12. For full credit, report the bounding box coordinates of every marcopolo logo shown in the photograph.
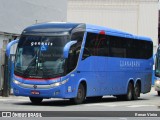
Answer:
[31,42,53,46]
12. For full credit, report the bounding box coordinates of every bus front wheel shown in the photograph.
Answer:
[29,97,43,104]
[158,91,160,96]
[70,84,85,104]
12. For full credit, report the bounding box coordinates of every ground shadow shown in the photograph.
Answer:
[13,96,149,107]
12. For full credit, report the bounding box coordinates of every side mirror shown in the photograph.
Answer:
[63,41,77,58]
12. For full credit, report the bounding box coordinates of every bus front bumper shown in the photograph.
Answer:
[12,83,67,98]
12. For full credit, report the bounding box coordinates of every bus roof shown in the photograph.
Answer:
[22,22,82,34]
[22,22,152,41]
[86,24,152,41]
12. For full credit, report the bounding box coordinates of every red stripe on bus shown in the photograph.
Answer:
[15,75,60,81]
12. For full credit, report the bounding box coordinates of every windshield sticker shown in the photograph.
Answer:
[41,45,48,51]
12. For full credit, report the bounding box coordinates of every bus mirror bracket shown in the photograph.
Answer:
[63,41,77,58]
[6,39,19,57]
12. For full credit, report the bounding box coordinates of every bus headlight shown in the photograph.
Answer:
[61,79,69,85]
[50,82,61,87]
[13,79,22,85]
[50,79,68,87]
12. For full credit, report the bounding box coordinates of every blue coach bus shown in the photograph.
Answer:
[7,22,153,104]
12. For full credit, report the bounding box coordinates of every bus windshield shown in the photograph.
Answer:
[14,35,70,78]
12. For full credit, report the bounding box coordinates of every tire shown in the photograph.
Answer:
[29,97,43,104]
[158,91,160,96]
[133,82,141,100]
[70,84,86,104]
[124,82,134,101]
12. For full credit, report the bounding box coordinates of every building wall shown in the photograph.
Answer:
[67,0,159,53]
[0,34,8,90]
[0,35,4,90]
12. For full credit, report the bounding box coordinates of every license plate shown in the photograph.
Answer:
[31,91,40,95]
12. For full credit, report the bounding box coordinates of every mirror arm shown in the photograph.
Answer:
[63,41,77,58]
[6,39,19,57]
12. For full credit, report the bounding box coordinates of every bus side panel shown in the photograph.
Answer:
[77,56,103,97]
[78,57,153,97]
[107,58,153,95]
[78,57,128,96]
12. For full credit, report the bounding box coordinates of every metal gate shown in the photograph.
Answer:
[2,53,15,96]
[9,54,15,94]
[2,39,18,96]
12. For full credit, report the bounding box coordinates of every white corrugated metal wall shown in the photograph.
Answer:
[67,0,158,53]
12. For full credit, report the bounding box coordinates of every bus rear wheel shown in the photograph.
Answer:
[158,91,160,96]
[133,82,141,100]
[125,82,134,101]
[70,84,85,104]
[29,97,43,104]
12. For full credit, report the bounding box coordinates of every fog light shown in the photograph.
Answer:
[14,88,19,93]
[53,90,60,96]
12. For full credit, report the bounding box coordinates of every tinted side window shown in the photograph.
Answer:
[82,32,153,59]
[125,39,153,59]
[110,36,153,59]
[109,36,126,58]
[82,32,109,59]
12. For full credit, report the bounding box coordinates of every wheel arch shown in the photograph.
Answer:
[76,78,87,97]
